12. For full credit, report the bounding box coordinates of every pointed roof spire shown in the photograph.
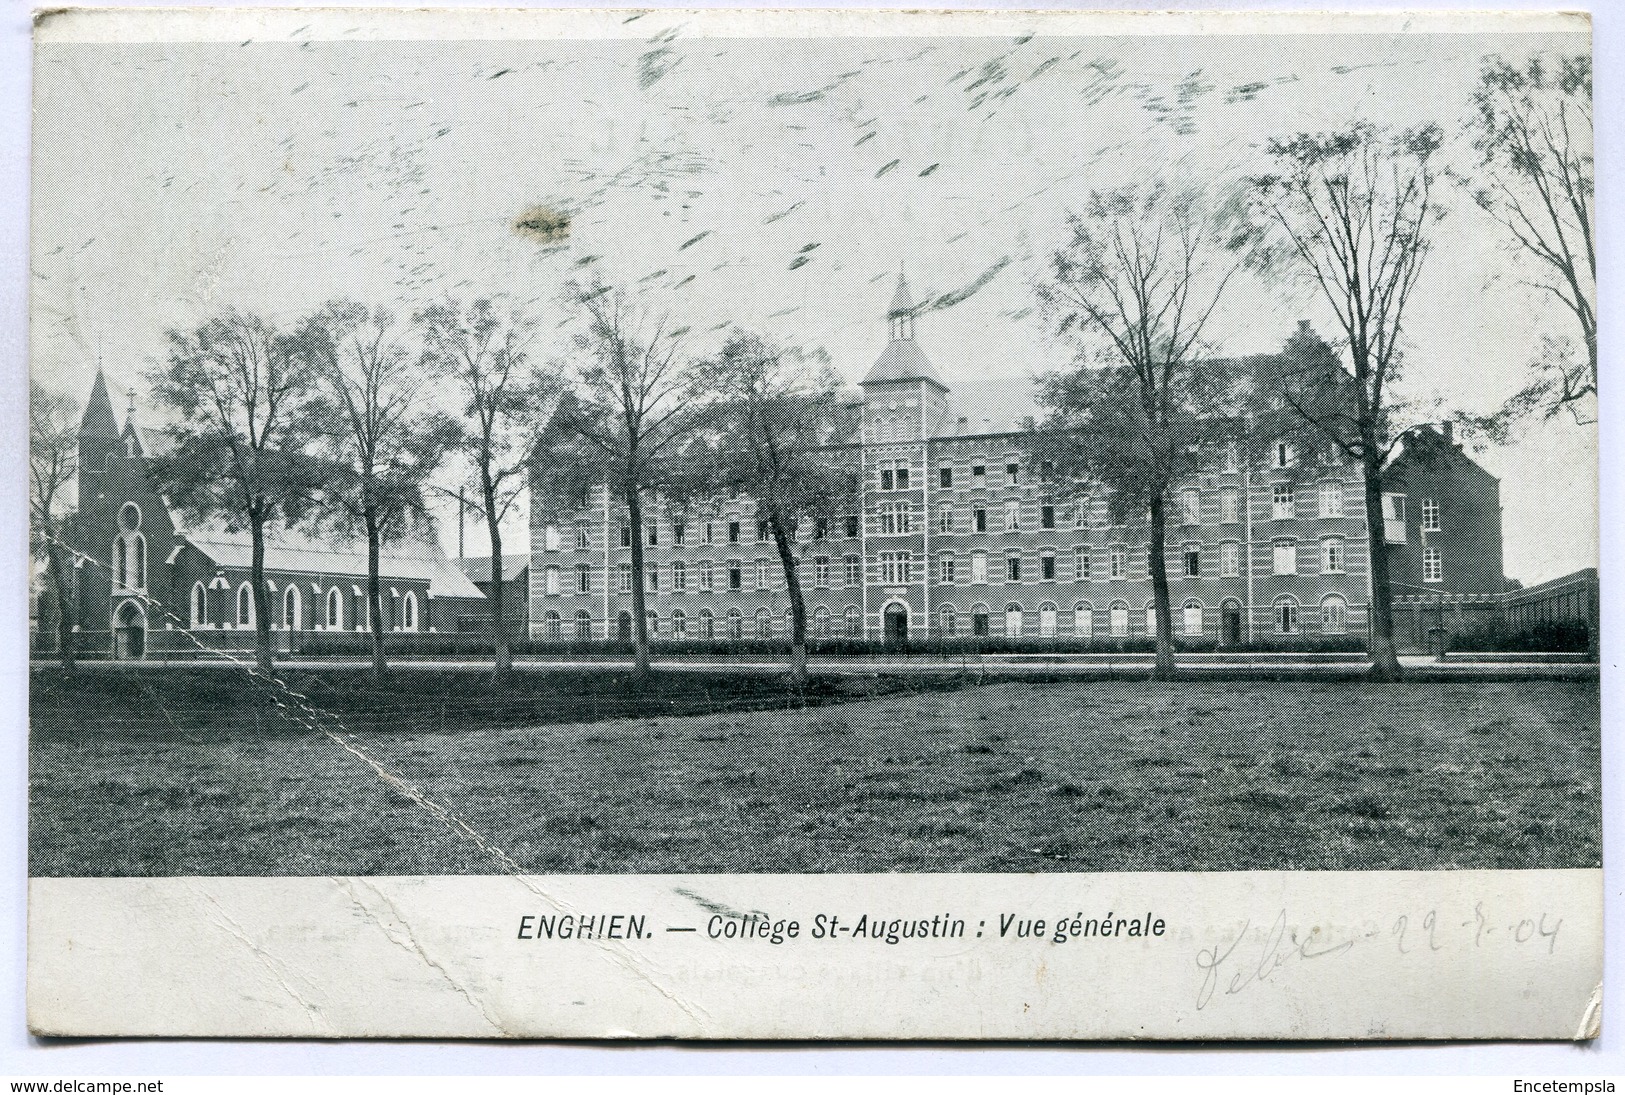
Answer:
[888,271,915,319]
[79,367,120,439]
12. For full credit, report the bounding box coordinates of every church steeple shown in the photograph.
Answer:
[887,273,916,342]
[78,367,122,473]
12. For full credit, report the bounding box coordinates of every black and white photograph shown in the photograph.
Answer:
[22,6,1602,1042]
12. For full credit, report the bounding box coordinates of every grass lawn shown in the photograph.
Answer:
[29,675,1599,875]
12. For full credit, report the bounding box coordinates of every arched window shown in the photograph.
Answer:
[544,610,562,640]
[754,607,772,639]
[647,609,659,637]
[1182,599,1204,637]
[113,538,128,588]
[237,582,254,627]
[1073,601,1094,639]
[813,605,830,637]
[727,608,744,640]
[699,608,715,640]
[574,610,592,641]
[939,604,957,637]
[1320,594,1348,635]
[971,603,990,637]
[544,565,560,595]
[402,591,417,632]
[1038,602,1058,637]
[844,605,862,638]
[132,535,146,590]
[1004,602,1024,638]
[1144,601,1158,636]
[671,560,686,592]
[1109,601,1130,637]
[284,584,301,631]
[671,609,687,637]
[327,587,342,630]
[191,582,207,628]
[1274,595,1300,635]
[117,502,142,533]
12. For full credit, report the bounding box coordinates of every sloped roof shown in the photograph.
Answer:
[861,338,948,389]
[888,275,915,317]
[456,553,531,583]
[180,522,486,600]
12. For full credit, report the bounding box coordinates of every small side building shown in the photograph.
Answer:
[454,553,531,635]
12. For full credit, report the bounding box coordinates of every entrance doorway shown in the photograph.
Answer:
[1221,600,1242,645]
[114,600,146,659]
[616,611,632,642]
[883,603,908,646]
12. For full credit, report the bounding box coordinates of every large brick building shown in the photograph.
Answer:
[528,278,1509,647]
[62,370,486,659]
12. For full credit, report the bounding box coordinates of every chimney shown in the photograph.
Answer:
[1442,420,1454,447]
[981,416,991,433]
[1297,319,1311,334]
[957,415,968,434]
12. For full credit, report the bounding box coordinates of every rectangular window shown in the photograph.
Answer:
[1322,538,1345,573]
[896,466,909,490]
[938,505,954,534]
[1424,547,1442,583]
[971,462,986,485]
[728,520,741,544]
[813,516,827,540]
[971,551,988,583]
[845,555,861,586]
[815,556,830,588]
[576,523,590,550]
[1318,480,1344,519]
[939,553,955,584]
[577,564,591,594]
[880,468,894,492]
[1273,539,1297,575]
[879,552,897,583]
[644,523,657,547]
[754,559,769,589]
[645,567,658,593]
[1005,461,1020,485]
[897,552,912,582]
[1181,488,1201,525]
[1006,553,1022,582]
[1003,499,1020,532]
[672,562,686,592]
[1275,440,1293,468]
[1220,541,1240,578]
[1272,483,1294,520]
[703,522,715,545]
[1220,487,1239,524]
[544,567,560,595]
[1109,547,1126,579]
[1276,602,1299,634]
[728,562,742,590]
[699,561,714,592]
[1183,544,1201,578]
[619,524,632,548]
[1074,499,1090,529]
[1040,500,1055,529]
[972,504,987,533]
[1074,546,1091,581]
[845,515,860,539]
[757,519,770,542]
[618,563,632,594]
[672,522,685,546]
[897,505,913,533]
[1040,552,1055,581]
[939,465,953,489]
[1422,498,1440,531]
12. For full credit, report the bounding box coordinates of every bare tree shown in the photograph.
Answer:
[417,298,555,681]
[1035,183,1241,679]
[146,311,323,676]
[1465,53,1595,424]
[301,301,458,681]
[556,281,711,679]
[693,331,853,684]
[1242,121,1444,681]
[30,380,80,670]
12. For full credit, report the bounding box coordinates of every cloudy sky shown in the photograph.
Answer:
[30,9,1594,583]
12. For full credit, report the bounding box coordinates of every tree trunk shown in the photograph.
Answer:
[249,511,274,677]
[769,511,808,687]
[1147,492,1177,680]
[626,484,651,679]
[366,511,386,683]
[1361,447,1403,681]
[45,530,76,672]
[483,476,511,682]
